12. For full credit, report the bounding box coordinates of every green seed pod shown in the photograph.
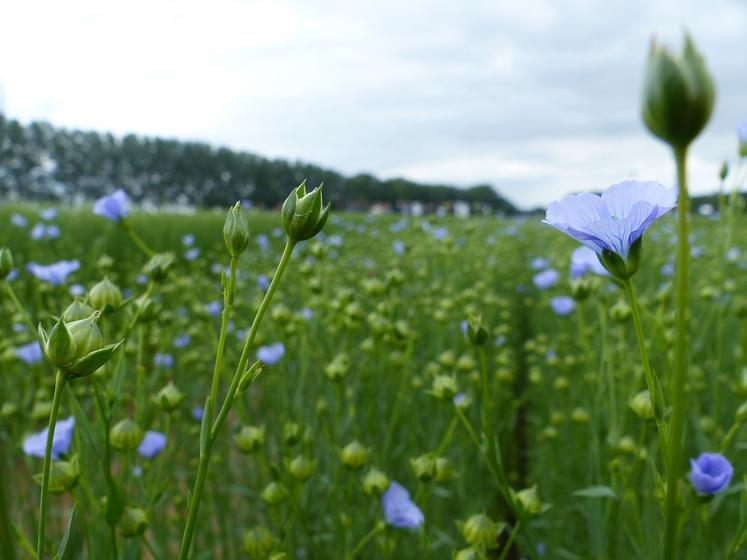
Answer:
[410,453,436,482]
[429,375,458,401]
[281,180,330,243]
[466,314,488,346]
[571,407,590,423]
[31,401,53,421]
[66,313,105,358]
[454,548,478,560]
[324,353,351,383]
[235,425,265,454]
[340,441,369,470]
[120,507,149,538]
[617,436,637,455]
[642,33,715,150]
[34,457,79,494]
[0,248,13,280]
[261,481,288,506]
[281,421,301,446]
[434,457,456,483]
[629,390,654,420]
[223,202,250,257]
[89,277,123,311]
[62,299,95,322]
[362,468,389,496]
[610,300,632,323]
[459,512,501,548]
[155,381,185,412]
[513,484,542,515]
[110,419,144,452]
[242,527,275,558]
[143,253,174,282]
[287,455,316,481]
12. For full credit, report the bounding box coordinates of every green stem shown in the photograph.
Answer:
[497,519,522,560]
[36,370,66,560]
[346,523,386,560]
[663,145,690,560]
[120,220,155,257]
[2,280,36,335]
[178,240,295,560]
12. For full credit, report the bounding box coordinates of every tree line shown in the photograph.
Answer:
[0,114,517,214]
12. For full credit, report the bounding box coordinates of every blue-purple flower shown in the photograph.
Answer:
[531,257,550,271]
[689,452,733,494]
[550,296,575,316]
[11,213,27,227]
[570,247,609,279]
[173,335,191,349]
[93,189,128,221]
[207,301,222,317]
[27,260,80,285]
[184,248,200,261]
[392,240,405,256]
[23,416,75,460]
[30,223,59,240]
[533,269,559,291]
[544,181,676,276]
[137,431,167,460]
[191,406,204,422]
[154,353,174,369]
[182,233,195,247]
[257,274,269,292]
[382,481,424,529]
[15,342,42,364]
[40,208,57,221]
[256,342,285,365]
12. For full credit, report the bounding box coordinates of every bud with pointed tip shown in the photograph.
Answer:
[143,253,174,282]
[410,453,437,482]
[110,419,144,452]
[466,314,488,346]
[89,277,123,311]
[62,299,95,322]
[120,507,149,537]
[34,457,79,494]
[224,202,250,256]
[235,425,265,453]
[362,468,389,496]
[281,181,330,243]
[287,455,316,481]
[458,512,502,548]
[0,248,13,280]
[155,381,185,412]
[340,441,369,470]
[513,484,543,515]
[642,33,715,150]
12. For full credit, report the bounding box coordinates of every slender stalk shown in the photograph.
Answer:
[178,240,295,560]
[663,146,690,560]
[2,281,36,335]
[36,370,66,560]
[120,220,155,257]
[346,523,385,560]
[497,519,522,560]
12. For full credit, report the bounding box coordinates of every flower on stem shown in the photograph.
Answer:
[137,431,167,460]
[689,452,733,494]
[256,342,285,365]
[382,481,424,530]
[27,260,80,285]
[533,269,559,290]
[544,181,676,279]
[93,189,128,221]
[550,296,575,316]
[15,341,42,364]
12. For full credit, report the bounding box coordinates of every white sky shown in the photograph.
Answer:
[2,0,745,209]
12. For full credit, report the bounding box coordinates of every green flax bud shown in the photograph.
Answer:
[0,248,13,280]
[281,180,330,243]
[223,202,250,256]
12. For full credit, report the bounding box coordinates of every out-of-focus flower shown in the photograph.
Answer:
[550,296,575,316]
[531,257,550,270]
[40,208,57,220]
[182,233,195,247]
[382,481,424,530]
[689,452,733,494]
[27,260,80,285]
[154,353,174,368]
[570,247,609,279]
[137,431,167,460]
[173,335,191,349]
[191,406,204,421]
[392,240,405,256]
[11,213,27,227]
[23,416,75,460]
[15,342,42,364]
[257,274,269,292]
[30,223,60,240]
[207,301,221,317]
[93,189,128,221]
[184,248,200,261]
[69,284,85,297]
[533,269,559,290]
[256,342,285,364]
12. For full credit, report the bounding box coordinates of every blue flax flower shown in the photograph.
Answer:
[544,181,676,277]
[570,247,609,279]
[256,342,285,365]
[533,269,559,290]
[689,452,733,494]
[93,189,128,221]
[27,260,80,285]
[550,296,575,316]
[137,431,167,460]
[382,481,424,529]
[23,416,75,460]
[15,342,42,364]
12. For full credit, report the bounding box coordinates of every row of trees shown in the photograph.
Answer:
[0,114,517,214]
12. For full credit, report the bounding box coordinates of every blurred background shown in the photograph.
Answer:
[1,0,745,212]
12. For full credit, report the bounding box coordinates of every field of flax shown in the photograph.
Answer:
[1,33,747,560]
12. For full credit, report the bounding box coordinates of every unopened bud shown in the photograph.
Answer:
[223,202,250,256]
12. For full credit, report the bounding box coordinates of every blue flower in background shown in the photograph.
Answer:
[550,296,575,316]
[27,260,80,285]
[11,213,27,227]
[173,335,191,349]
[544,180,676,260]
[184,248,200,261]
[392,240,405,256]
[689,452,733,494]
[182,233,195,246]
[381,481,424,529]
[207,301,222,317]
[30,223,59,240]
[40,208,57,221]
[154,353,174,368]
[301,308,313,321]
[46,225,60,239]
[257,274,269,292]
[191,406,204,422]
[15,342,42,364]
[533,269,559,290]
[69,283,85,297]
[93,189,128,221]
[531,257,550,270]
[256,342,285,365]
[23,416,75,460]
[661,262,674,277]
[570,246,609,279]
[737,122,747,145]
[137,431,167,460]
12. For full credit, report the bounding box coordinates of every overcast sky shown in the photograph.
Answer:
[2,0,745,209]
